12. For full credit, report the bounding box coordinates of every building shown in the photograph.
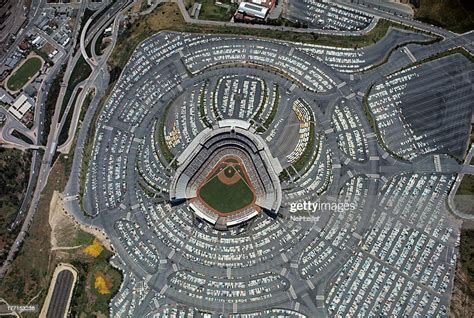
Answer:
[9,93,34,120]
[0,88,14,104]
[234,2,269,22]
[250,0,275,10]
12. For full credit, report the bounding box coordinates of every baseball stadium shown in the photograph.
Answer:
[170,119,282,229]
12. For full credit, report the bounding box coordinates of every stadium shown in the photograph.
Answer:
[170,119,282,229]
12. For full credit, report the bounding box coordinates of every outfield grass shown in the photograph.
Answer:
[199,170,254,213]
[6,57,42,92]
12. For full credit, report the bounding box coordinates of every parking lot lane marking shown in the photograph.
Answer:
[404,47,417,63]
[366,173,380,179]
[345,92,356,99]
[434,155,442,172]
[365,132,376,138]
[159,284,168,295]
[352,232,363,240]
[337,81,346,89]
[289,286,297,299]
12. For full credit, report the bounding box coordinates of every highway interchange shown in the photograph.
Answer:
[0,0,473,316]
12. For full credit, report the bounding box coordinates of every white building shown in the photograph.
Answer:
[9,93,34,120]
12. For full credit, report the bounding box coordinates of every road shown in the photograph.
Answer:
[0,0,89,279]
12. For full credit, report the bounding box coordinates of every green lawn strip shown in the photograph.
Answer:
[257,84,279,133]
[156,102,176,165]
[109,3,431,70]
[362,84,407,162]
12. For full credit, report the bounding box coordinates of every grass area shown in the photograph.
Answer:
[199,166,254,213]
[451,220,474,316]
[6,57,42,92]
[0,148,31,262]
[257,84,279,133]
[362,84,407,162]
[199,0,235,21]
[69,242,122,316]
[156,102,176,164]
[0,156,66,315]
[11,130,33,145]
[60,56,92,120]
[58,88,83,146]
[109,3,425,70]
[293,122,316,172]
[415,0,474,34]
[454,175,474,215]
[199,80,212,127]
[460,220,474,281]
[0,154,122,317]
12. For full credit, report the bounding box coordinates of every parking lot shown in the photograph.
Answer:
[66,30,473,317]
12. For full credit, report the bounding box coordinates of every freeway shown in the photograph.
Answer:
[0,0,132,279]
[0,0,89,279]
